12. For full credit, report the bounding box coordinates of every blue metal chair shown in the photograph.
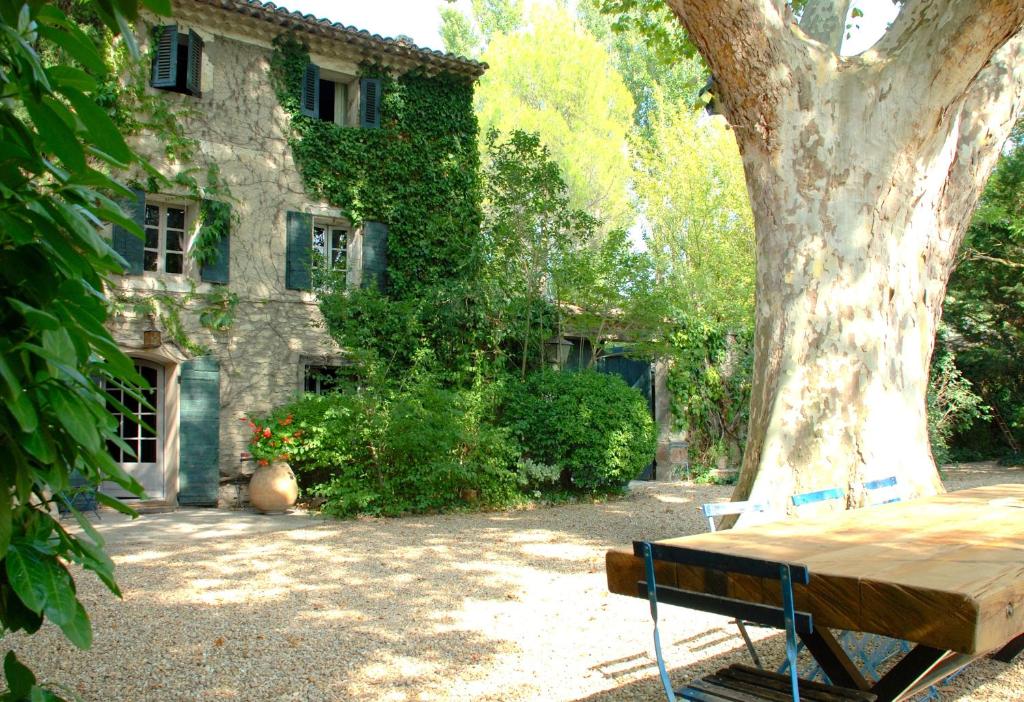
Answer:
[636,540,876,702]
[699,500,775,669]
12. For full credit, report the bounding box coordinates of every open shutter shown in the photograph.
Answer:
[199,201,230,284]
[179,356,220,506]
[285,211,313,291]
[300,63,320,118]
[150,25,178,88]
[112,188,146,275]
[185,29,203,95]
[360,78,381,129]
[361,220,388,291]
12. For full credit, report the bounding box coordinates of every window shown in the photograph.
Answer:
[144,202,187,274]
[303,364,356,394]
[312,220,347,272]
[150,25,202,96]
[301,65,379,128]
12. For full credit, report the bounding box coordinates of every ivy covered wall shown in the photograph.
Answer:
[270,35,483,300]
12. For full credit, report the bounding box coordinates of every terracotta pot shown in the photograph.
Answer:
[249,461,298,513]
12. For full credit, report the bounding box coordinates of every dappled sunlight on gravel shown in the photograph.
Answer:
[2,465,1022,700]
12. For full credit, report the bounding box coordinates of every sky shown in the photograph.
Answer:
[271,0,462,52]
[273,0,899,56]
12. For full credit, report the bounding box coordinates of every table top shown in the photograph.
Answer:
[606,484,1024,654]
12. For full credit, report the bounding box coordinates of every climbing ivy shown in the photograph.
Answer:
[269,35,483,301]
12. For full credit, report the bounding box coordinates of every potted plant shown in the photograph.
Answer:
[242,413,300,513]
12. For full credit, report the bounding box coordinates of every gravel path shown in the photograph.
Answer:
[3,464,1024,701]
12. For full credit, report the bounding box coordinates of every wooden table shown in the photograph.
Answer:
[606,484,1024,701]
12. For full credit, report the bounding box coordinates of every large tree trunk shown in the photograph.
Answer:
[666,0,1024,515]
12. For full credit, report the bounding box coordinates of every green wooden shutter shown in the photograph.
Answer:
[360,78,381,128]
[150,25,178,88]
[199,201,230,284]
[112,188,146,275]
[300,63,320,118]
[362,220,388,291]
[179,356,220,506]
[185,29,203,95]
[285,211,312,291]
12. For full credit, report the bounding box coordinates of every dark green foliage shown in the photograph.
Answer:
[665,317,753,472]
[270,35,487,378]
[266,365,521,517]
[502,370,657,490]
[926,336,988,465]
[0,0,168,697]
[942,128,1024,459]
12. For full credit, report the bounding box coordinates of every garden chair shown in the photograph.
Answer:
[699,500,775,669]
[636,540,876,702]
[779,487,847,681]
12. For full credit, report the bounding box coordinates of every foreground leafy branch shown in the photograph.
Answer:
[0,0,169,697]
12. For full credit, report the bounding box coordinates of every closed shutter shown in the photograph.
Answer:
[285,211,313,291]
[112,188,146,275]
[199,200,230,284]
[300,63,320,118]
[361,220,388,291]
[150,25,178,88]
[185,29,203,95]
[360,78,381,129]
[178,356,220,506]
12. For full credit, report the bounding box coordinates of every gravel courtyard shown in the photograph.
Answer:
[4,464,1024,701]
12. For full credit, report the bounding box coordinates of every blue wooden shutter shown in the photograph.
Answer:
[300,63,319,118]
[199,201,230,284]
[285,211,312,291]
[112,188,146,275]
[179,356,220,506]
[150,25,178,88]
[362,220,388,291]
[185,29,203,95]
[360,78,381,128]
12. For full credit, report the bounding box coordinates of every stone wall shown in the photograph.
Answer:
[109,28,354,505]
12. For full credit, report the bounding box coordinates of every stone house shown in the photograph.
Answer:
[104,0,485,507]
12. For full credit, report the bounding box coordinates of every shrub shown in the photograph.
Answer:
[264,368,521,517]
[502,370,657,490]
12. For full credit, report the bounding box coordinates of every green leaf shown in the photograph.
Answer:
[6,299,60,331]
[58,86,132,164]
[23,99,85,173]
[56,600,92,649]
[7,391,39,434]
[5,544,46,613]
[47,65,97,92]
[4,651,36,699]
[34,17,106,75]
[96,490,141,514]
[41,328,77,365]
[47,390,101,453]
[142,0,173,15]
[30,685,63,702]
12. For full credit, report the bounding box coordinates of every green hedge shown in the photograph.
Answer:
[502,369,657,490]
[265,375,520,517]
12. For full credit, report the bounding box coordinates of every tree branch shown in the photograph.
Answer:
[876,0,1024,110]
[666,0,798,149]
[798,0,852,53]
[964,251,1024,269]
[933,30,1024,276]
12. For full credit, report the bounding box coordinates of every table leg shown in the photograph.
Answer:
[798,626,870,691]
[991,633,1024,663]
[869,644,952,702]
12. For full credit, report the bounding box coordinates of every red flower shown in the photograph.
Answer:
[257,458,269,466]
[263,427,271,438]
[278,415,294,426]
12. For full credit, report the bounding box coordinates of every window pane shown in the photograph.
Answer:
[331,229,347,268]
[140,439,157,463]
[165,253,183,274]
[166,230,183,252]
[106,439,121,462]
[141,365,158,385]
[312,226,326,256]
[144,250,158,271]
[145,205,160,226]
[122,438,139,461]
[145,227,159,249]
[165,207,185,230]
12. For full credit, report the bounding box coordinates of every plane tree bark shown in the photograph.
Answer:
[664,0,1024,511]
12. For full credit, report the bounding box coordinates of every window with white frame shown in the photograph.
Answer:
[312,220,347,272]
[144,201,188,274]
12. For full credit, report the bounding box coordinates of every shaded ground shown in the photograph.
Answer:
[3,464,1023,701]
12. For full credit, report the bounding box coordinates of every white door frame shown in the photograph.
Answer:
[104,359,166,500]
